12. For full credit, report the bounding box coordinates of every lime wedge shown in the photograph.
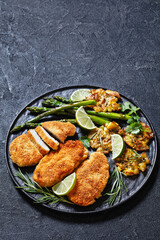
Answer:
[111,134,125,160]
[70,89,91,102]
[52,172,77,196]
[76,106,96,130]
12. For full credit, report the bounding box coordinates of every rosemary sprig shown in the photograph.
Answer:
[15,169,73,205]
[104,167,128,206]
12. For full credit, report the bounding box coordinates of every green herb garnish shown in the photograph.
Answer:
[15,169,73,205]
[80,135,91,148]
[120,102,140,115]
[120,102,142,134]
[104,167,128,206]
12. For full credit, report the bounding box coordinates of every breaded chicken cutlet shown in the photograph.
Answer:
[9,134,43,167]
[33,140,89,187]
[35,126,59,150]
[41,121,76,143]
[27,129,50,155]
[67,152,109,206]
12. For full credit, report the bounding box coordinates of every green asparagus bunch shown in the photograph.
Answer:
[10,100,96,133]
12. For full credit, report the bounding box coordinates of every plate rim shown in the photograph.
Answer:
[5,84,158,214]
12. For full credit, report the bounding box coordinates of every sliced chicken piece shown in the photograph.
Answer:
[9,134,43,167]
[27,129,50,155]
[35,126,59,150]
[41,121,76,143]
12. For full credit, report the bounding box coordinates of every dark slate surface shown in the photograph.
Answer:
[0,0,160,239]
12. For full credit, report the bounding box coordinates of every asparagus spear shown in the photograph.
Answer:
[26,107,74,118]
[52,96,72,104]
[66,109,110,125]
[86,110,131,121]
[10,100,96,133]
[26,107,51,114]
[42,98,64,107]
[88,115,110,125]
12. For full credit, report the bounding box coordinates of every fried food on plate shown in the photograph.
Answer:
[9,134,43,167]
[115,148,150,176]
[67,152,109,206]
[120,122,154,151]
[35,126,59,150]
[27,129,50,155]
[88,121,121,154]
[86,88,121,112]
[33,140,88,187]
[41,121,76,143]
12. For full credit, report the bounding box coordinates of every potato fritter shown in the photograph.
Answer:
[88,121,121,154]
[33,140,88,187]
[9,134,43,167]
[115,148,150,176]
[86,88,121,112]
[67,152,109,206]
[120,122,154,151]
[41,121,76,143]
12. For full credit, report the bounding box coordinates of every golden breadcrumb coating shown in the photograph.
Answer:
[27,129,50,155]
[35,126,59,150]
[9,134,43,167]
[67,152,109,206]
[41,121,76,143]
[33,140,87,187]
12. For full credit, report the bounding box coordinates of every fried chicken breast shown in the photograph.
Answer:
[41,121,76,143]
[27,129,50,155]
[9,134,43,167]
[35,126,59,150]
[33,140,88,187]
[67,152,109,206]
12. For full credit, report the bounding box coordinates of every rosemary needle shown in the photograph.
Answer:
[104,167,128,206]
[15,169,73,205]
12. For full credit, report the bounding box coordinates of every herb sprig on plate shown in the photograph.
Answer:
[120,102,142,134]
[104,167,128,206]
[15,169,73,205]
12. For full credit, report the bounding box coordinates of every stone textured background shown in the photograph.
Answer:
[0,0,160,239]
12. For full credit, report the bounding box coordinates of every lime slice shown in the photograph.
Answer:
[70,89,91,102]
[111,134,125,160]
[76,106,96,130]
[52,172,77,196]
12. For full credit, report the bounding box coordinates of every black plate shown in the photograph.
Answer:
[5,85,157,214]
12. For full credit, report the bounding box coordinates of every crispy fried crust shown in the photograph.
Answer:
[67,152,109,206]
[35,126,59,150]
[9,134,43,167]
[41,121,76,143]
[33,140,86,187]
[27,129,50,155]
